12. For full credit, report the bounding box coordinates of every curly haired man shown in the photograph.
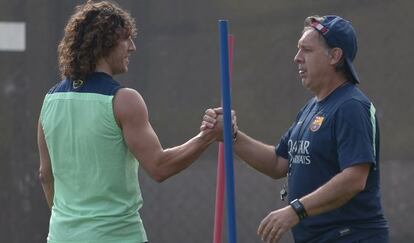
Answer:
[37,1,217,242]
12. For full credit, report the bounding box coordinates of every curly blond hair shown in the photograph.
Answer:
[58,0,137,80]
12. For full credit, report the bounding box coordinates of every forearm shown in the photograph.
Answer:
[154,131,215,181]
[299,164,369,217]
[38,121,54,210]
[300,176,356,217]
[40,178,54,209]
[234,131,286,179]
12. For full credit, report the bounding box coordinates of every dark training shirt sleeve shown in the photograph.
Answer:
[334,99,376,170]
[275,123,294,160]
[276,101,311,160]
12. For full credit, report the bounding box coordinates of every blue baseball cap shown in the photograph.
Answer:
[309,15,360,83]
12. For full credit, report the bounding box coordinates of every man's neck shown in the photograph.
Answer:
[95,60,113,76]
[315,75,348,101]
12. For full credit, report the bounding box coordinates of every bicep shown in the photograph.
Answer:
[114,89,163,169]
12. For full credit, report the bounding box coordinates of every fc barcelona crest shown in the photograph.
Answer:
[310,116,324,132]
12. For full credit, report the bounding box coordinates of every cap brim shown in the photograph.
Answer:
[345,58,360,83]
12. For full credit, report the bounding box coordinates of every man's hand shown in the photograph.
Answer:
[200,107,237,141]
[257,206,299,243]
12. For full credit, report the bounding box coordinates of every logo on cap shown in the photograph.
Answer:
[310,19,329,35]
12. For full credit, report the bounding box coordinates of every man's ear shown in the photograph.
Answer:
[329,47,343,65]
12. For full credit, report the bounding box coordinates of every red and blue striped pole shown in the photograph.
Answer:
[218,19,237,243]
[213,34,234,243]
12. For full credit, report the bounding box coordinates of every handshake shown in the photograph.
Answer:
[199,107,238,142]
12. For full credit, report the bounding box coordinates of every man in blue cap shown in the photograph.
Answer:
[202,15,389,242]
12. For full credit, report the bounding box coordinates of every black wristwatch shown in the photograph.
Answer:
[290,199,308,220]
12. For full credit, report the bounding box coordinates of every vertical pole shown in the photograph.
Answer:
[218,19,237,243]
[213,34,234,243]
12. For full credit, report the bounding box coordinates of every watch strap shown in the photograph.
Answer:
[290,199,308,220]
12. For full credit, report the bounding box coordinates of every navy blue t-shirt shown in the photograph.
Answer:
[276,83,388,243]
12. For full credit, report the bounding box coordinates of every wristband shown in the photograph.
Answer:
[289,199,308,220]
[233,129,238,142]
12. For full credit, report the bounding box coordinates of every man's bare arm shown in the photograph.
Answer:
[114,88,216,182]
[37,120,54,209]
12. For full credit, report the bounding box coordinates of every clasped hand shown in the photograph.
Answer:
[200,107,238,141]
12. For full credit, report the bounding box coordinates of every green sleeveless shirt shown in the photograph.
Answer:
[40,72,147,243]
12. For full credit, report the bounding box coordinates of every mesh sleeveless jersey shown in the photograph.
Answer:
[40,72,147,243]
